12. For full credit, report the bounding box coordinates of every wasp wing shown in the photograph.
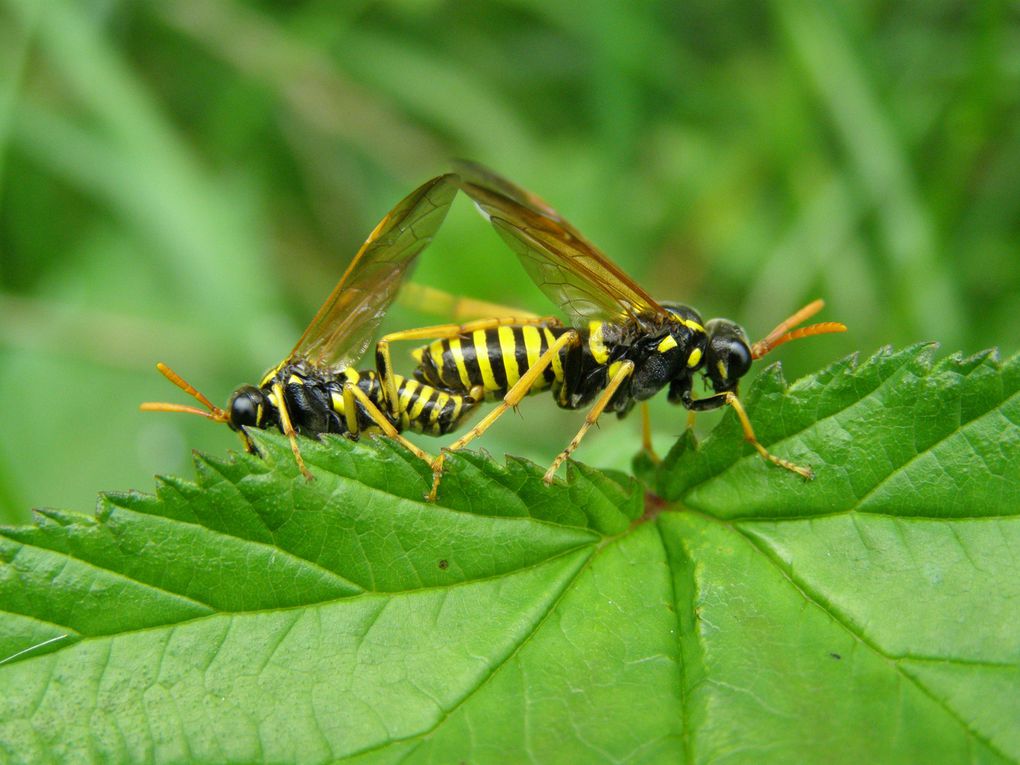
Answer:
[289,173,459,368]
[454,160,664,325]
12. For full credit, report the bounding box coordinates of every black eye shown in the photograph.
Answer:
[228,387,264,430]
[725,339,752,379]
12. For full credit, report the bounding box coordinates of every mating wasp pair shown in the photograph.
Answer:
[143,163,845,497]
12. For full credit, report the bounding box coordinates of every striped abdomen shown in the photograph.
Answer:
[327,368,478,437]
[412,325,570,400]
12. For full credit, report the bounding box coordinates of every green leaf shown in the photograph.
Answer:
[1,345,1017,764]
[656,343,1020,516]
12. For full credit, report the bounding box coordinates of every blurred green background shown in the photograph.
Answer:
[1,0,1017,522]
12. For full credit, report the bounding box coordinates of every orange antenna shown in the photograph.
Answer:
[751,299,847,359]
[140,362,229,423]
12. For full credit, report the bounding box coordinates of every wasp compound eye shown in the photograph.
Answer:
[228,386,265,430]
[704,319,752,392]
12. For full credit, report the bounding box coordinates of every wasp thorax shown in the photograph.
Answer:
[657,302,709,367]
[622,303,707,402]
[227,385,268,431]
[704,319,752,393]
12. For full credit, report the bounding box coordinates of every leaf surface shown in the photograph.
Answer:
[0,346,1017,764]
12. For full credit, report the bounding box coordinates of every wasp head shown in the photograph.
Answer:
[227,385,271,431]
[703,318,752,393]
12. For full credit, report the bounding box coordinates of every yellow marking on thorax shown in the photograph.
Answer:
[429,392,450,424]
[657,335,678,353]
[677,317,706,333]
[330,390,345,414]
[448,337,472,388]
[608,361,623,379]
[588,321,609,364]
[687,347,703,368]
[259,361,286,388]
[288,374,303,386]
[498,327,520,386]
[543,326,565,381]
[472,330,499,390]
[716,361,728,381]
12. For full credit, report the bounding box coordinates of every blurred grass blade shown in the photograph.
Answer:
[0,0,40,197]
[7,0,274,329]
[155,0,447,179]
[773,0,963,347]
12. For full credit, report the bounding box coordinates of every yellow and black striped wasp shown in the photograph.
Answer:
[141,173,482,477]
[396,162,846,496]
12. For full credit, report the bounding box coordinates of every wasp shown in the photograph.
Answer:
[390,162,846,497]
[141,174,483,478]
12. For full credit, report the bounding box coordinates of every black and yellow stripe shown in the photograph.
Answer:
[326,368,476,438]
[399,377,473,436]
[414,326,565,399]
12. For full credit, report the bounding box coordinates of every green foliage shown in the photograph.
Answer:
[2,0,1019,519]
[1,346,1017,764]
[655,343,1020,515]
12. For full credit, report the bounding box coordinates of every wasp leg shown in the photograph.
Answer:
[640,401,661,463]
[688,391,813,479]
[426,329,581,501]
[340,380,361,436]
[341,382,435,467]
[236,428,257,455]
[272,383,313,480]
[544,360,635,483]
[375,315,562,418]
[398,283,542,322]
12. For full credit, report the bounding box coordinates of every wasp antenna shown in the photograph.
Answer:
[752,320,847,359]
[147,362,229,421]
[139,402,226,421]
[752,301,846,359]
[756,299,823,347]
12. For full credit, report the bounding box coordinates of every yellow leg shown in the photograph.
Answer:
[272,383,312,479]
[340,380,361,436]
[544,360,635,483]
[427,329,581,500]
[398,283,541,322]
[640,401,660,463]
[722,392,813,479]
[343,383,435,467]
[375,315,562,417]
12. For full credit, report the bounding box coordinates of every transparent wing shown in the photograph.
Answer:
[454,160,665,325]
[290,173,459,368]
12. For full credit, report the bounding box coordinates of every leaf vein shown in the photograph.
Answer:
[849,387,1019,511]
[737,526,1013,762]
[338,546,595,761]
